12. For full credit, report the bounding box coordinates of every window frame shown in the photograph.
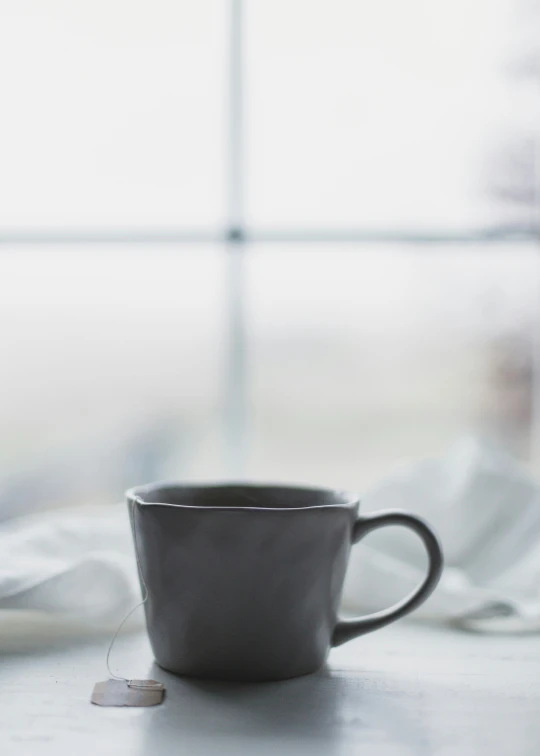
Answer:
[1,0,538,476]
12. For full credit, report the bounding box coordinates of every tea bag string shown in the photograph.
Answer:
[105,496,154,689]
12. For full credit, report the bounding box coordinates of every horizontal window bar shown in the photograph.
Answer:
[240,227,539,245]
[0,226,537,246]
[0,229,220,246]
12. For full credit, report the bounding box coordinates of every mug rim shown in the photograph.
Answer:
[126,481,360,512]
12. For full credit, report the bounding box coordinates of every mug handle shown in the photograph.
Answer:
[332,509,444,646]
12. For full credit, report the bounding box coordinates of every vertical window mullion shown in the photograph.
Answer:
[223,0,247,476]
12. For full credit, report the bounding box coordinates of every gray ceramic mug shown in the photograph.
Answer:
[127,483,443,681]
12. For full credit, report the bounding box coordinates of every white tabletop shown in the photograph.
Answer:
[1,624,539,756]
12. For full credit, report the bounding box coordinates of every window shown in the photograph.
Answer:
[0,1,225,228]
[0,1,538,516]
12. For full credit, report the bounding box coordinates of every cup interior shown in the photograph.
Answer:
[128,483,357,510]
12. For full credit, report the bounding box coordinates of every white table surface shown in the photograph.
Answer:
[1,623,539,756]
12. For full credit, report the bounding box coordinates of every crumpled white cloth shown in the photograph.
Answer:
[0,503,142,651]
[342,437,540,631]
[2,437,540,651]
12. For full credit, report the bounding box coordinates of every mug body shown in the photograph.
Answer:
[127,483,359,681]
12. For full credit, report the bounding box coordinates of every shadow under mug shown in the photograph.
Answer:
[127,483,443,681]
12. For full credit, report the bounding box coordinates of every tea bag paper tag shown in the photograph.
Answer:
[91,679,165,707]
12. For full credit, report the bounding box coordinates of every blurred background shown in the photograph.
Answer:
[0,0,539,518]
